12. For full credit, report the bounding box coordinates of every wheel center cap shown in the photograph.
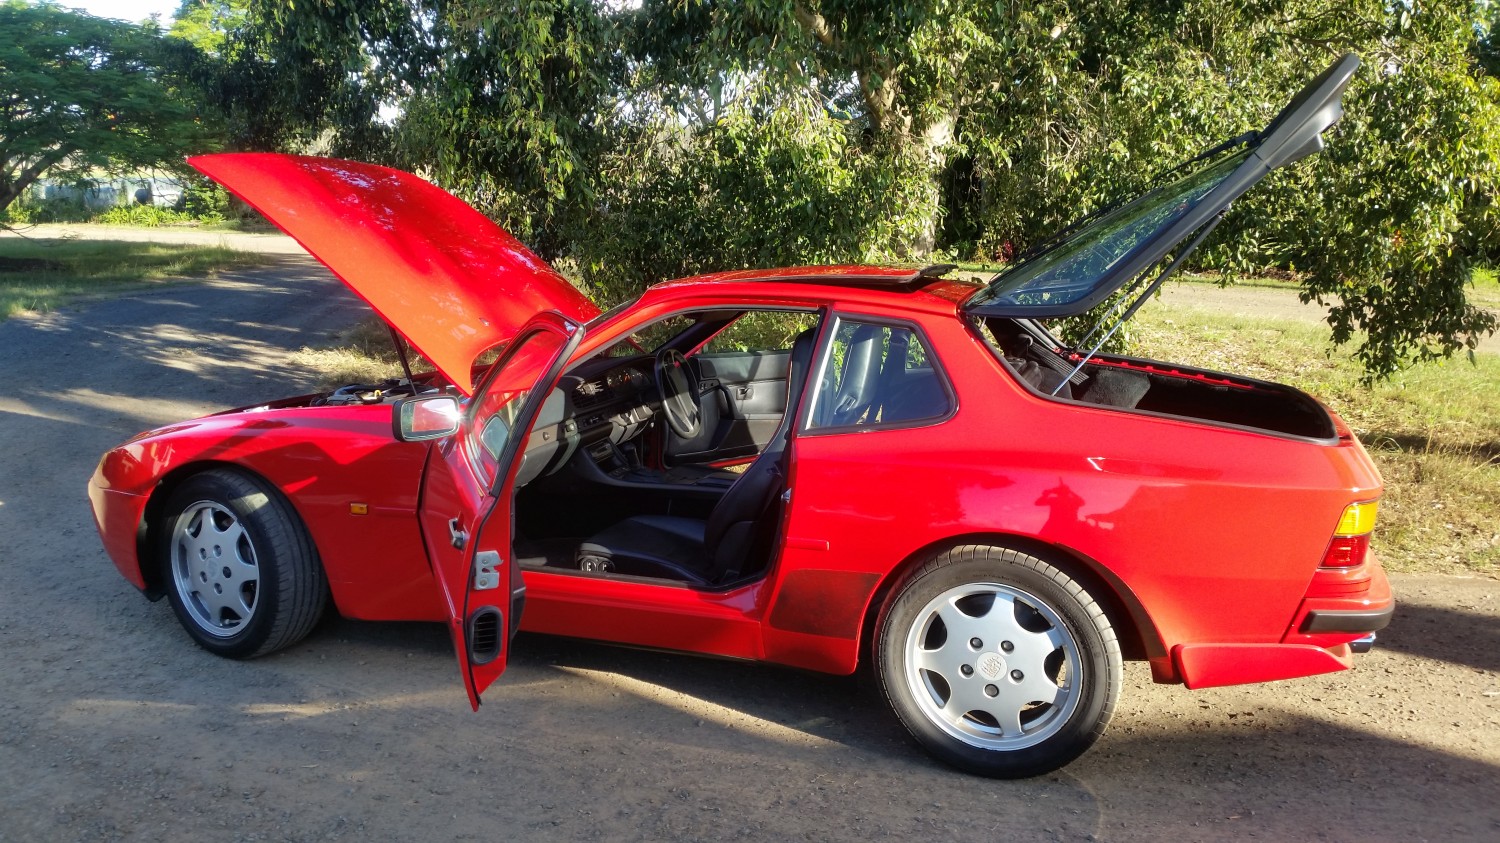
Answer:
[976,651,1006,681]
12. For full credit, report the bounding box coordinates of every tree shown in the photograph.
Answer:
[221,0,1500,376]
[939,0,1500,375]
[0,1,217,215]
[168,0,391,156]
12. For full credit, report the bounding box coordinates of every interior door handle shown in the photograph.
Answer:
[448,517,468,550]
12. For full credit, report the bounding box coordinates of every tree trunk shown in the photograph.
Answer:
[0,150,70,216]
[909,114,955,257]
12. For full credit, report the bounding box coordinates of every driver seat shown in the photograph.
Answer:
[575,328,817,585]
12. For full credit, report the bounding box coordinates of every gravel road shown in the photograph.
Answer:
[0,238,1497,842]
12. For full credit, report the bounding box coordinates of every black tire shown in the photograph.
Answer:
[875,545,1121,777]
[157,468,328,659]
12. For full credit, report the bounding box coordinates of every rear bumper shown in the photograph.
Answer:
[1300,603,1393,634]
[1173,641,1355,690]
[1282,554,1395,649]
[1173,555,1394,690]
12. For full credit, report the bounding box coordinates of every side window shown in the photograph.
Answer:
[598,314,694,358]
[703,311,819,354]
[808,319,951,429]
[465,327,568,488]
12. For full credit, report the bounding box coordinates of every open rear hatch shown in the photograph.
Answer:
[964,53,1357,327]
[967,54,1361,441]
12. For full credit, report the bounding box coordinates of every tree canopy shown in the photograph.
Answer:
[34,0,1500,376]
[0,1,216,213]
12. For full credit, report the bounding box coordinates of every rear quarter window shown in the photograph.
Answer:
[807,318,952,430]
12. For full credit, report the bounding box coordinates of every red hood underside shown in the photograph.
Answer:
[189,153,600,393]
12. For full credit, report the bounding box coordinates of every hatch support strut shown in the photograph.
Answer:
[1051,212,1227,395]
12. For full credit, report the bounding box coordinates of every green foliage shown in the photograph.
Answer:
[704,311,820,353]
[930,0,1500,378]
[0,196,92,224]
[0,178,233,226]
[95,203,199,226]
[394,0,623,256]
[1289,51,1499,374]
[165,0,391,155]
[218,0,1500,378]
[170,0,247,55]
[576,89,935,303]
[0,2,218,214]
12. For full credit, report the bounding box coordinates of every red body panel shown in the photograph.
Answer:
[89,273,1392,691]
[521,574,767,661]
[89,404,445,622]
[188,154,600,392]
[1173,642,1354,689]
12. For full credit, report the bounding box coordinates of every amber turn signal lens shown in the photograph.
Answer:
[1321,501,1378,568]
[1335,500,1379,536]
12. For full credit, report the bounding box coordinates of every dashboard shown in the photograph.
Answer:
[517,355,661,484]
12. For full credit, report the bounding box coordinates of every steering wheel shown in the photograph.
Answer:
[654,348,702,439]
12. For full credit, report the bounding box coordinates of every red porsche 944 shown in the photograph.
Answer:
[89,55,1390,776]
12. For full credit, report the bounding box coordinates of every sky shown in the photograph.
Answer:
[56,1,180,25]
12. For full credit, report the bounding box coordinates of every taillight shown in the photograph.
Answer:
[1320,501,1378,568]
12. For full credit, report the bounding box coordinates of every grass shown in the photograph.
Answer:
[288,316,430,389]
[0,237,264,319]
[1134,304,1499,576]
[1471,266,1500,309]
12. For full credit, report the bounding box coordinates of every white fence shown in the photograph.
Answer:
[32,175,186,209]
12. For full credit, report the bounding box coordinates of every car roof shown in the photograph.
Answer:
[641,264,980,317]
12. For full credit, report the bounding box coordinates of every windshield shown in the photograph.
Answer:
[967,148,1253,312]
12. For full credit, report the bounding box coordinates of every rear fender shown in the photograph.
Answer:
[858,532,1170,680]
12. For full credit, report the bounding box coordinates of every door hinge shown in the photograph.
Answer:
[473,550,503,590]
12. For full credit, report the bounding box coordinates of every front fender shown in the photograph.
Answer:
[87,404,445,622]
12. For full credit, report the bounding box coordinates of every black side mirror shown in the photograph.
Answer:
[392,395,462,442]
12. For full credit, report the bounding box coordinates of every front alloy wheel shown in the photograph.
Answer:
[170,499,261,637]
[159,469,328,659]
[877,545,1121,777]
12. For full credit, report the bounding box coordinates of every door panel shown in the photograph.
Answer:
[667,350,791,464]
[418,312,582,708]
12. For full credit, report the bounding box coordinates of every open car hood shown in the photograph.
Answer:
[189,154,600,394]
[965,53,1359,319]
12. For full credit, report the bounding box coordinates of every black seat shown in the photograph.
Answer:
[575,328,817,585]
[814,322,883,426]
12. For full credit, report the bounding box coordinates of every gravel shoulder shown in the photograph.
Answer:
[0,241,1496,841]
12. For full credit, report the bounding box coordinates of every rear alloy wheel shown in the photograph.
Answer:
[877,545,1121,777]
[159,469,328,659]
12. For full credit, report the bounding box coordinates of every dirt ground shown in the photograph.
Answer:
[1,239,1498,842]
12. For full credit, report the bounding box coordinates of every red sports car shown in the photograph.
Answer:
[89,55,1390,777]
